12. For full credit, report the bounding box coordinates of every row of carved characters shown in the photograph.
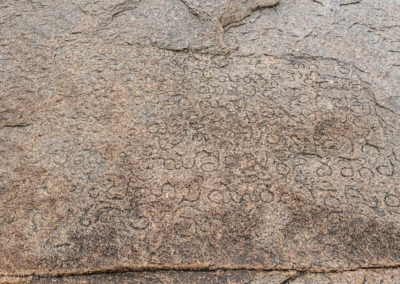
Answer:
[109,49,361,86]
[294,158,397,181]
[137,79,380,126]
[27,108,386,181]
[61,145,399,206]
[68,170,275,206]
[177,54,359,83]
[71,176,400,236]
[47,126,395,193]
[303,182,400,217]
[288,155,400,214]
[231,56,361,80]
[75,201,265,257]
[183,68,365,95]
[110,139,398,184]
[128,117,381,162]
[131,54,365,91]
[129,61,382,142]
[184,57,361,85]
[10,193,400,261]
[146,96,365,132]
[54,46,371,109]
[67,158,399,206]
[145,112,376,154]
[62,180,400,234]
[313,180,399,205]
[292,154,399,189]
[127,49,232,70]
[179,76,371,115]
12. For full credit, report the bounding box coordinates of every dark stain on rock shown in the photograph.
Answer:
[283,197,400,266]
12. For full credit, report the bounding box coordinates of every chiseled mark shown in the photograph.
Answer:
[311,0,325,6]
[1,123,32,130]
[339,0,361,6]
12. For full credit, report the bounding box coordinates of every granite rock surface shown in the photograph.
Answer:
[1,0,400,282]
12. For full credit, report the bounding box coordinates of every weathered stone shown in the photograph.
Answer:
[1,0,400,282]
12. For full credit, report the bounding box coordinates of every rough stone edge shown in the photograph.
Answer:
[4,266,400,283]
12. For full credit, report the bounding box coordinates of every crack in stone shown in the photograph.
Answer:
[221,0,279,28]
[4,263,400,279]
[177,0,202,20]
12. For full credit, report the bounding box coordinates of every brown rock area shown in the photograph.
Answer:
[1,0,400,282]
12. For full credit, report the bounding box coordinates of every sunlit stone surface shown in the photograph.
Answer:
[1,0,400,282]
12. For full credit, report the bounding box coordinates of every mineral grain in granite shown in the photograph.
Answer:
[1,0,400,282]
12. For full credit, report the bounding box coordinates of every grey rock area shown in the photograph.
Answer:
[1,0,400,282]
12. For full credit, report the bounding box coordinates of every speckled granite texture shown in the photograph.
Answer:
[1,0,400,282]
